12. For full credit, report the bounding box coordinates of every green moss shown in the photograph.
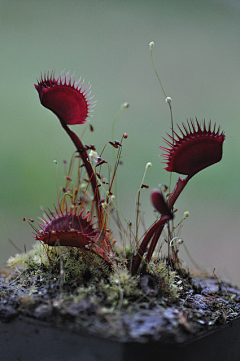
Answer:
[147,259,183,299]
[6,240,187,316]
[7,242,111,282]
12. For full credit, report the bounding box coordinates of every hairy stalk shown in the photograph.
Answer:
[150,46,167,99]
[108,136,123,196]
[111,104,126,143]
[134,162,152,246]
[111,105,128,204]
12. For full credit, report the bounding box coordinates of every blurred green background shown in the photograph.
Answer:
[1,0,240,284]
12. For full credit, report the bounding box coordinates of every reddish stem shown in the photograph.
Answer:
[134,175,191,273]
[133,215,169,273]
[168,175,192,208]
[60,120,102,225]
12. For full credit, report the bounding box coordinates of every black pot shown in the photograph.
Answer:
[1,315,240,361]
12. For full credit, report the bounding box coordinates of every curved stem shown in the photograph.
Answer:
[169,175,192,208]
[134,174,192,273]
[145,223,165,268]
[60,120,102,225]
[133,215,169,273]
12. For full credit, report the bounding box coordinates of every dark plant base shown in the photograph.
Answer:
[1,314,240,361]
[1,267,240,361]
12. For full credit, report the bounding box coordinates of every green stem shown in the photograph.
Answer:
[150,49,167,99]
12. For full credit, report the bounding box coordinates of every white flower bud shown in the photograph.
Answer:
[165,97,172,105]
[184,211,189,218]
[89,150,99,163]
[177,238,184,245]
[149,41,155,49]
[101,202,108,209]
[146,162,152,169]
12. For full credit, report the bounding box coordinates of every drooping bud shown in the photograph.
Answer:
[151,189,173,219]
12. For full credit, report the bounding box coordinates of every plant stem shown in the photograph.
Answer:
[133,216,169,274]
[59,120,102,225]
[134,175,191,273]
[150,48,167,99]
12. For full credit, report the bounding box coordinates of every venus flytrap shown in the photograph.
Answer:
[31,44,225,280]
[133,42,225,273]
[35,71,102,224]
[4,43,239,358]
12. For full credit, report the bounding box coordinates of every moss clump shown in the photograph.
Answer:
[7,243,50,269]
[6,242,184,310]
[146,258,186,300]
[7,242,111,285]
[4,241,240,344]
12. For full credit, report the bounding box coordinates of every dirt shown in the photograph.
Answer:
[1,265,240,344]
